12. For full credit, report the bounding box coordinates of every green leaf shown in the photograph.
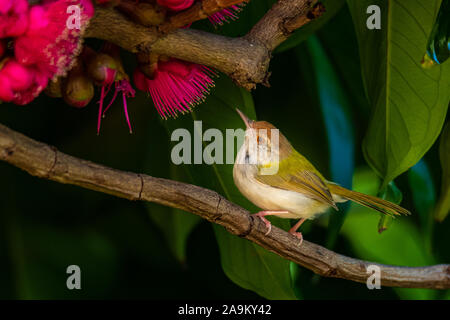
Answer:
[303,36,355,248]
[275,0,346,53]
[317,4,372,116]
[162,76,298,299]
[341,167,437,299]
[435,122,450,222]
[377,181,403,233]
[347,0,450,188]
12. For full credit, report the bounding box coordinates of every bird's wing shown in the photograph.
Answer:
[255,167,338,210]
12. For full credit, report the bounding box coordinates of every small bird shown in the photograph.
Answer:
[233,109,410,245]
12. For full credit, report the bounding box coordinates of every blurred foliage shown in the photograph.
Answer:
[302,36,354,248]
[0,1,449,300]
[434,122,450,222]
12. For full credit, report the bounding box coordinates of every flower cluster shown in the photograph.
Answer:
[0,0,94,105]
[131,0,245,118]
[1,0,246,132]
[133,58,216,119]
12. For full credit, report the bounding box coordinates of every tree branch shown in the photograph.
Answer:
[85,0,323,90]
[0,122,449,290]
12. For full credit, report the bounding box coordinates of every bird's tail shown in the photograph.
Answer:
[328,184,411,217]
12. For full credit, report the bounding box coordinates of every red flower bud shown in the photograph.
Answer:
[157,0,194,11]
[84,47,118,86]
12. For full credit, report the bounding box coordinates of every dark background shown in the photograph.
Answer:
[0,1,449,299]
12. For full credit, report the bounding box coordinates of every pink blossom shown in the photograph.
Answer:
[157,0,194,11]
[208,5,242,25]
[2,0,94,105]
[0,59,48,105]
[156,0,244,25]
[133,58,216,119]
[14,0,94,79]
[98,79,136,134]
[0,0,29,38]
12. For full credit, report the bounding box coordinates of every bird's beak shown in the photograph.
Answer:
[236,108,253,128]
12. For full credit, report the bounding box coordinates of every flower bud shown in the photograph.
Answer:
[1,59,33,91]
[84,47,118,86]
[62,61,94,108]
[157,0,194,11]
[101,42,129,81]
[44,77,63,98]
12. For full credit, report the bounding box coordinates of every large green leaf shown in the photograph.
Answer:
[347,0,450,188]
[162,76,298,299]
[434,122,450,222]
[302,36,355,248]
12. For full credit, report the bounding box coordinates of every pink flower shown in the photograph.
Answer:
[2,0,94,105]
[208,5,242,25]
[14,0,94,79]
[0,0,29,38]
[98,79,136,134]
[133,58,216,119]
[156,0,194,11]
[0,59,48,105]
[157,0,244,26]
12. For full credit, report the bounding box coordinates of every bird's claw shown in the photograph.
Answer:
[252,212,272,235]
[290,231,303,246]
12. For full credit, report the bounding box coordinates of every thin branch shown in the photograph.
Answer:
[0,122,449,290]
[85,0,323,90]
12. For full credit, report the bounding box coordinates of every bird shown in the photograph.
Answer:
[233,109,410,245]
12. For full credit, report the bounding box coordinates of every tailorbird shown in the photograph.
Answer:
[233,109,410,245]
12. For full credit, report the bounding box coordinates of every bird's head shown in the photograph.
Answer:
[236,108,293,162]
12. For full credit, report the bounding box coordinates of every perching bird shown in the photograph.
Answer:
[233,109,410,245]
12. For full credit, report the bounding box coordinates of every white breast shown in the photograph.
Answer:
[233,147,330,220]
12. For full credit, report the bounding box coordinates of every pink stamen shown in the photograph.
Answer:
[123,92,132,133]
[102,87,118,117]
[133,59,216,119]
[97,85,106,135]
[99,79,135,133]
[208,5,243,25]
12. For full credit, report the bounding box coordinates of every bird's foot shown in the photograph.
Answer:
[252,212,273,235]
[289,231,303,246]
